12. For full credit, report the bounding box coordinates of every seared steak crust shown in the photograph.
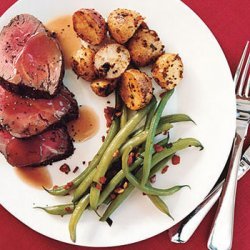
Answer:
[0,127,74,167]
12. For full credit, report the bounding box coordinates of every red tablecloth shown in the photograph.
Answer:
[0,1,249,249]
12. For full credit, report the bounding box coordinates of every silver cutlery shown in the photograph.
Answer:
[168,41,250,246]
[168,145,250,243]
[207,41,250,250]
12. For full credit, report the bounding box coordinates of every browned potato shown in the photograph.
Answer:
[72,47,96,81]
[73,9,106,45]
[90,79,117,97]
[120,69,153,110]
[94,43,130,79]
[127,28,164,67]
[152,53,183,90]
[107,8,144,44]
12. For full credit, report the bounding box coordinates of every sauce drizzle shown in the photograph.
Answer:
[46,15,81,68]
[15,166,52,189]
[67,106,100,142]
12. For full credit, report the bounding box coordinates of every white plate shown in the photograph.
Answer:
[0,0,235,247]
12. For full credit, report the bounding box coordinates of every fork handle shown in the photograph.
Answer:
[207,134,244,250]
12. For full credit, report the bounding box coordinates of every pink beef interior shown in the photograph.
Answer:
[0,14,63,96]
[0,127,73,167]
[0,84,78,138]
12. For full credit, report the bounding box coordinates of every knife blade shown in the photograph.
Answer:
[168,145,250,243]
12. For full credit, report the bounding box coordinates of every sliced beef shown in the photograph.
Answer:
[0,14,63,98]
[0,127,74,167]
[0,84,78,138]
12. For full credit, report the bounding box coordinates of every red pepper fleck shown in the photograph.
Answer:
[101,135,105,142]
[64,181,73,190]
[135,152,140,158]
[172,155,180,165]
[149,174,156,183]
[161,165,169,174]
[127,152,135,166]
[110,193,116,200]
[154,144,164,152]
[96,183,102,190]
[65,207,72,213]
[99,176,107,184]
[73,166,79,173]
[104,107,116,127]
[115,111,122,117]
[159,92,166,98]
[59,163,70,174]
[53,185,58,190]
[163,130,168,135]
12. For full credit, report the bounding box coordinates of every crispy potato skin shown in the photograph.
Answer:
[127,28,164,67]
[152,53,184,90]
[91,79,116,97]
[94,43,130,79]
[120,69,153,110]
[73,9,107,45]
[72,47,96,81]
[107,9,144,44]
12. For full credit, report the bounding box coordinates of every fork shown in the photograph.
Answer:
[207,41,250,250]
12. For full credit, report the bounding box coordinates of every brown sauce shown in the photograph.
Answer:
[15,166,52,189]
[67,106,99,142]
[46,15,81,68]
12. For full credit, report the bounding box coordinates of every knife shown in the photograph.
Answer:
[168,145,250,243]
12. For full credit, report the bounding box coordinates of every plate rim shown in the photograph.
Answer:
[0,0,235,247]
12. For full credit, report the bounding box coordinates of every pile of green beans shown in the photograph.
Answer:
[37,92,203,243]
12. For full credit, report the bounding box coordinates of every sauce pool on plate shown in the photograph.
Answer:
[67,106,100,142]
[46,15,81,68]
[15,166,52,189]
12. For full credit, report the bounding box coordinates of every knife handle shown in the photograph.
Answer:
[207,134,244,250]
[168,182,223,243]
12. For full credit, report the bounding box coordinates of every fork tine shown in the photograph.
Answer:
[234,41,249,86]
[236,52,250,96]
[244,73,250,98]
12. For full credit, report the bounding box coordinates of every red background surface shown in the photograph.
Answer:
[0,0,249,249]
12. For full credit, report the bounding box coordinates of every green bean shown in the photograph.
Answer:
[98,136,170,206]
[119,123,172,157]
[72,122,171,204]
[69,195,90,243]
[147,195,173,219]
[141,90,174,186]
[123,138,203,195]
[120,104,128,129]
[150,155,173,176]
[72,168,96,202]
[90,97,157,210]
[98,158,142,206]
[100,183,134,221]
[100,137,201,221]
[44,118,119,196]
[132,113,194,137]
[34,203,75,216]
[123,146,187,196]
[160,114,195,124]
[152,138,203,167]
[144,100,157,130]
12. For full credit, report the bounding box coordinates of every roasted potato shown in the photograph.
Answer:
[120,69,153,110]
[90,79,116,97]
[72,9,107,45]
[127,28,164,67]
[72,46,96,81]
[152,53,183,90]
[94,43,130,79]
[107,8,144,44]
